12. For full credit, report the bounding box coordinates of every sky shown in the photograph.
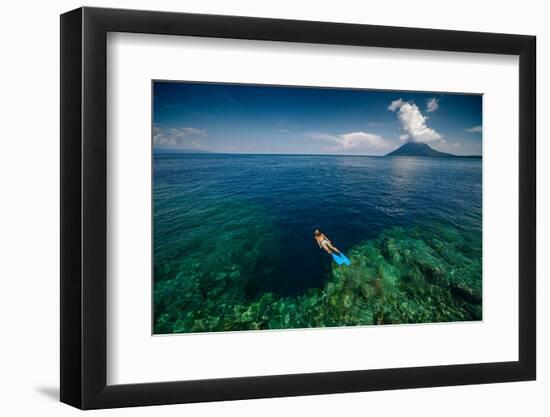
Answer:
[153,81,483,156]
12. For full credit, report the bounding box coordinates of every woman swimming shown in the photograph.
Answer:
[314,229,341,255]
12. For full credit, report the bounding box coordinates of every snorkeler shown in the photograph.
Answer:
[314,229,341,255]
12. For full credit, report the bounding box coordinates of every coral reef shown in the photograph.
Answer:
[154,223,481,334]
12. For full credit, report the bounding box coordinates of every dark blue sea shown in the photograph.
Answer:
[153,154,482,333]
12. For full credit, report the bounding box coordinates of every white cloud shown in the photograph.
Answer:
[153,126,207,148]
[426,97,439,112]
[388,99,442,143]
[465,125,482,133]
[307,131,392,154]
[339,132,390,150]
[387,99,405,112]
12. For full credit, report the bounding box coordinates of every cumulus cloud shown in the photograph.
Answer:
[153,126,207,148]
[307,131,392,154]
[426,97,439,112]
[465,125,482,133]
[387,99,405,112]
[339,132,390,150]
[388,99,442,143]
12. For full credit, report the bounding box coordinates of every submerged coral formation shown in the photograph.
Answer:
[154,223,481,334]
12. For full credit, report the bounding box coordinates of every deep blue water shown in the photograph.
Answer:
[153,154,481,300]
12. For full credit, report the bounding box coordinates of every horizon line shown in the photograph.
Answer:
[153,149,482,158]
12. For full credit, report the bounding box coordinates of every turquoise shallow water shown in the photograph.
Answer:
[153,154,482,334]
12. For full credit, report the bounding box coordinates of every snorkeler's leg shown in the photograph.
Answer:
[321,243,333,254]
[327,243,340,253]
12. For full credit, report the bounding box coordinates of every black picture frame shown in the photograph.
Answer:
[60,6,536,410]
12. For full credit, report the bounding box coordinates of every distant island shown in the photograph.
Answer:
[385,142,481,158]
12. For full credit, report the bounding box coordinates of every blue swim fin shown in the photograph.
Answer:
[331,252,344,265]
[338,252,351,266]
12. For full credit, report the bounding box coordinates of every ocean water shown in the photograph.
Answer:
[153,154,482,334]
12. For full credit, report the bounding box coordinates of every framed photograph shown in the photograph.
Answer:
[60,7,536,409]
